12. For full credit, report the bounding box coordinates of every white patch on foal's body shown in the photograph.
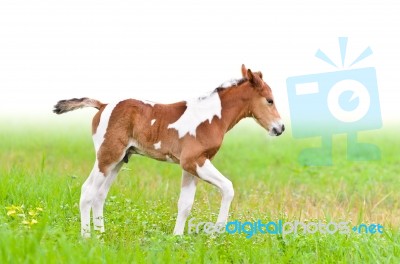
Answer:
[168,92,222,138]
[92,101,119,151]
[151,119,156,126]
[154,141,161,150]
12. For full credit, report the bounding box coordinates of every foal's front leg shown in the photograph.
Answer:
[178,157,235,232]
[195,159,234,224]
[173,170,198,235]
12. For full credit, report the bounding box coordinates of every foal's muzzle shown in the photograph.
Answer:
[269,123,285,136]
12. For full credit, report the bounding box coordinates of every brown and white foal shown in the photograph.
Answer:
[54,65,284,237]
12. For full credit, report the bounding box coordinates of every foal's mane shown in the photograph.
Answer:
[213,78,247,94]
[194,78,248,101]
[199,69,263,101]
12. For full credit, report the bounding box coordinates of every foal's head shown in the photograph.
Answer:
[241,64,285,136]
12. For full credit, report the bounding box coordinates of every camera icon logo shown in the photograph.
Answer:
[286,37,382,165]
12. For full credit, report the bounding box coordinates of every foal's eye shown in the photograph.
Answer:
[266,99,274,105]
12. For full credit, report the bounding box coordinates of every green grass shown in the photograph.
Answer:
[0,119,399,263]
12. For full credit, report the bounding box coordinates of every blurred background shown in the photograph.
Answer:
[0,0,398,126]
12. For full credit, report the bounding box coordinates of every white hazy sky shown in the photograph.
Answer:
[0,0,399,125]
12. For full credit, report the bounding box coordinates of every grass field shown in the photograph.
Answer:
[0,118,399,263]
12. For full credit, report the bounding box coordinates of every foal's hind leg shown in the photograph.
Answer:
[92,162,123,233]
[80,142,127,237]
[80,161,107,237]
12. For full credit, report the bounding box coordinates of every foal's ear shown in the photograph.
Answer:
[247,69,264,89]
[241,64,248,78]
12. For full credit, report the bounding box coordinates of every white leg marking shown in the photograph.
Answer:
[92,163,122,233]
[92,101,119,151]
[80,161,106,238]
[83,101,120,237]
[173,170,198,235]
[168,92,222,138]
[153,141,161,150]
[196,159,234,224]
[150,119,156,126]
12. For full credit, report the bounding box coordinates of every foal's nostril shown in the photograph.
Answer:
[270,125,284,136]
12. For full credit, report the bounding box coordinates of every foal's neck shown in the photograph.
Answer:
[218,86,251,132]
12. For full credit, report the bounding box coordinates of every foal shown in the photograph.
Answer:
[54,65,284,237]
